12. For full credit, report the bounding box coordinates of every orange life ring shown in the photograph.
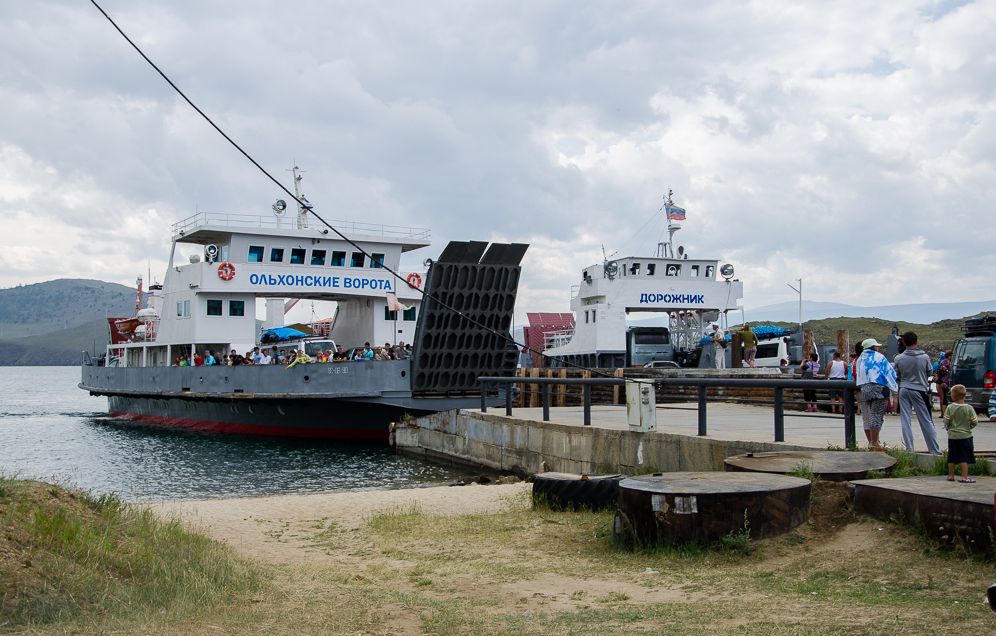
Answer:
[217,262,236,281]
[406,272,422,289]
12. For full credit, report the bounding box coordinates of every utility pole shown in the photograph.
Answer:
[786,278,803,334]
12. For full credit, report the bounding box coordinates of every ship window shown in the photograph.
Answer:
[270,248,284,262]
[691,265,700,277]
[220,245,230,262]
[350,252,365,267]
[207,299,222,316]
[584,310,589,324]
[248,245,264,262]
[403,307,416,321]
[183,300,190,318]
[229,300,245,317]
[331,251,346,267]
[371,253,385,269]
[705,265,715,278]
[665,264,681,277]
[592,310,596,322]
[176,302,182,317]
[311,249,326,266]
[290,248,306,264]
[384,307,398,321]
[630,263,640,275]
[647,264,656,276]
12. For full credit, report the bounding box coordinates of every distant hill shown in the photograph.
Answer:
[0,319,109,366]
[745,299,996,325]
[0,279,142,339]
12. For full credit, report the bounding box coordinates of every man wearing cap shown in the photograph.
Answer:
[856,337,898,451]
[893,331,942,454]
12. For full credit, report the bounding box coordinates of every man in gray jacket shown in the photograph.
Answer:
[894,331,941,454]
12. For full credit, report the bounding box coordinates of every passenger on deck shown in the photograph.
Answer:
[251,347,264,365]
[332,345,348,361]
[204,350,217,366]
[286,351,312,368]
[192,352,204,367]
[362,342,374,360]
[228,349,243,366]
[260,349,271,365]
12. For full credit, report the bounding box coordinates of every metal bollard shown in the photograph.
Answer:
[774,387,785,442]
[697,386,707,436]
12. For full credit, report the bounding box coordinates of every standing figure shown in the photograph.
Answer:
[934,351,951,413]
[943,384,977,483]
[856,338,898,451]
[738,324,758,368]
[710,323,726,369]
[800,353,821,412]
[893,331,942,454]
[824,351,847,414]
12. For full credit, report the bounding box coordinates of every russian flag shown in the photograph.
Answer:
[666,205,686,221]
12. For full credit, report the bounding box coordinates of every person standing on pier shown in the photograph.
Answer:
[738,324,758,368]
[710,323,726,369]
[943,384,977,483]
[893,331,942,454]
[856,338,897,451]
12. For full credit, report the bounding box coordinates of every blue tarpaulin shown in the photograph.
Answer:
[260,326,308,343]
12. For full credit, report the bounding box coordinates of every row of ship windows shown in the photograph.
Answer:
[178,299,413,321]
[247,246,384,268]
[176,300,246,318]
[621,263,714,278]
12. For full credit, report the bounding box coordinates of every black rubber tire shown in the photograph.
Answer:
[532,472,624,511]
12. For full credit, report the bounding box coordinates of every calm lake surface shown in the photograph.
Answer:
[0,366,465,502]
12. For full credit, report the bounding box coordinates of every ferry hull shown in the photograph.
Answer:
[105,394,413,442]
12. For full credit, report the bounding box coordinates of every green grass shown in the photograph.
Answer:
[0,477,262,629]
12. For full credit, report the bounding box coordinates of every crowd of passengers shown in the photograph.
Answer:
[173,341,413,367]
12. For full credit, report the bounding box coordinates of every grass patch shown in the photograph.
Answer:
[0,478,262,629]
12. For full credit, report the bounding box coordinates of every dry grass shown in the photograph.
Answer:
[8,482,996,634]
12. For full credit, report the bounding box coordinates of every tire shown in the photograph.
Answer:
[531,472,624,511]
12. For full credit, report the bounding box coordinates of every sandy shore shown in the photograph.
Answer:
[150,482,532,563]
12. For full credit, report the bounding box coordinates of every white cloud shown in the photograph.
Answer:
[0,0,993,323]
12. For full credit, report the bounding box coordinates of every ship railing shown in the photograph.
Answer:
[543,329,574,350]
[171,212,431,241]
[478,375,858,448]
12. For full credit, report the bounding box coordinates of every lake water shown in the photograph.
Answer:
[0,366,465,502]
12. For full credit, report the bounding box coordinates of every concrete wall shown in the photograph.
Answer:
[393,410,812,476]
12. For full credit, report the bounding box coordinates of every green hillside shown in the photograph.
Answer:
[0,279,141,339]
[745,315,970,357]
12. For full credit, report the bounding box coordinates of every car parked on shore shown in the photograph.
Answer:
[951,315,996,412]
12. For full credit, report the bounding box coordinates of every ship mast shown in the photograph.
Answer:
[656,189,682,259]
[289,165,313,229]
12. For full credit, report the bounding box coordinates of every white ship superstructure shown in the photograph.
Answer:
[544,192,743,367]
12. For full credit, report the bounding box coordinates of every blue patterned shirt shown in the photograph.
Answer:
[855,349,898,392]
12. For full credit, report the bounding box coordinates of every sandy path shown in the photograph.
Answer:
[150,482,532,563]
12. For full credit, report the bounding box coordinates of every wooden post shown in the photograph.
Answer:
[529,367,540,407]
[731,331,743,369]
[803,329,815,361]
[613,368,624,404]
[557,368,567,407]
[515,367,525,407]
[836,329,849,360]
[582,369,591,408]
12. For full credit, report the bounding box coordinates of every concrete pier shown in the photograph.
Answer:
[392,402,996,475]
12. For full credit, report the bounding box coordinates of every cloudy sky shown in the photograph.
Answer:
[1,0,993,324]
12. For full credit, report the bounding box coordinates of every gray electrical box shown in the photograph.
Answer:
[626,381,657,432]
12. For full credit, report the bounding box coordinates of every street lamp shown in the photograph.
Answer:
[786,278,802,335]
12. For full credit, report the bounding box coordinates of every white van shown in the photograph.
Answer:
[753,337,790,367]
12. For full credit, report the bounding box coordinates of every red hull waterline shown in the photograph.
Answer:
[107,410,388,442]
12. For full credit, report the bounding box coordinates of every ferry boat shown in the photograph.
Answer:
[80,177,527,441]
[542,191,743,368]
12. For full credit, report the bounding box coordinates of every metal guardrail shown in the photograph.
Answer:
[170,211,431,241]
[478,375,858,448]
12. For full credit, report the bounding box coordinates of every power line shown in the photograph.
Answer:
[89,0,634,382]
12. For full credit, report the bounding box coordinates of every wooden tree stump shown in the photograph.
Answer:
[614,472,811,547]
